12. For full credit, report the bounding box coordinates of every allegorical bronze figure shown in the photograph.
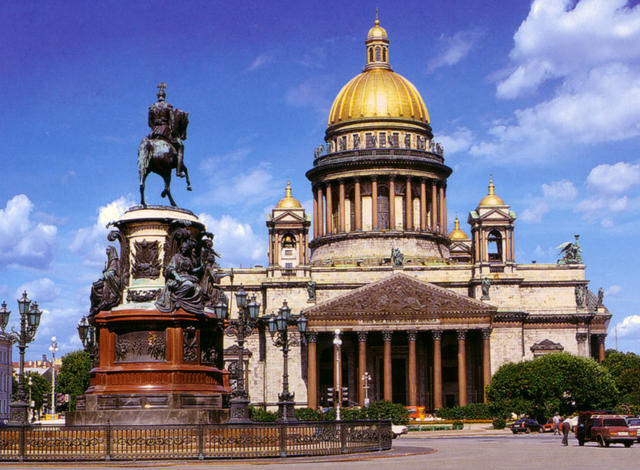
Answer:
[138,83,191,207]
[90,246,121,314]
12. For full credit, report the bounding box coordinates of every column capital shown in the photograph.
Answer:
[307,332,318,343]
[370,175,378,182]
[482,328,492,340]
[575,332,588,343]
[597,333,607,344]
[407,329,417,342]
[456,329,467,341]
[382,330,393,342]
[388,174,396,181]
[357,331,368,343]
[431,330,442,341]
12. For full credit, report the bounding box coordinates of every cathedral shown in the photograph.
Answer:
[221,18,610,411]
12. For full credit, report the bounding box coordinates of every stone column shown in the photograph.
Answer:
[326,182,333,234]
[371,177,378,230]
[307,332,318,409]
[443,184,447,234]
[457,330,467,406]
[510,228,515,261]
[431,181,438,231]
[439,184,445,235]
[405,177,413,230]
[482,329,491,403]
[420,179,427,231]
[334,330,342,407]
[389,177,396,230]
[354,178,362,231]
[382,330,393,401]
[408,330,417,407]
[598,334,606,363]
[576,332,588,358]
[338,180,345,232]
[357,331,368,406]
[313,188,318,238]
[317,185,324,237]
[432,330,442,409]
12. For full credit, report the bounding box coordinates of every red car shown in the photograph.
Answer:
[576,413,636,447]
[542,419,555,433]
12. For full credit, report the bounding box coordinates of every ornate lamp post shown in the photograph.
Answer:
[49,336,59,416]
[264,300,307,422]
[213,286,260,423]
[77,315,98,368]
[0,291,43,424]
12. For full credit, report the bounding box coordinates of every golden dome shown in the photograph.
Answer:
[367,18,388,40]
[478,176,505,207]
[328,69,429,126]
[276,182,302,209]
[449,217,469,240]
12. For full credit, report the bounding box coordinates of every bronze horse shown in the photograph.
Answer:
[137,109,191,207]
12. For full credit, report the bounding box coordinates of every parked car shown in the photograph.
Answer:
[391,424,408,438]
[626,417,640,442]
[510,418,543,434]
[575,413,636,447]
[542,419,555,433]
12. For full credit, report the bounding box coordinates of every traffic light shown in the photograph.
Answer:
[326,387,334,405]
[341,387,349,405]
[56,393,65,407]
[43,393,50,410]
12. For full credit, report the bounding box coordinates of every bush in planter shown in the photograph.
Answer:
[363,400,410,425]
[436,403,491,420]
[295,407,320,421]
[492,417,506,429]
[452,420,464,430]
[250,406,278,422]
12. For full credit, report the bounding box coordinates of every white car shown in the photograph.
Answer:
[627,417,640,442]
[392,424,408,438]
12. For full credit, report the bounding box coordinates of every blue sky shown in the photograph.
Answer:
[1,0,640,359]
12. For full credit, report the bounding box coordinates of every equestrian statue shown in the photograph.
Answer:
[138,82,192,207]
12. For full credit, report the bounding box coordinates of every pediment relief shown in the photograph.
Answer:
[303,272,495,320]
[272,211,306,223]
[530,338,564,352]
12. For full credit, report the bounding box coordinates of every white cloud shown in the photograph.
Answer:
[201,161,282,207]
[0,194,57,270]
[16,278,60,303]
[605,285,622,296]
[427,30,483,72]
[615,314,640,338]
[542,180,577,200]
[521,179,577,223]
[247,54,273,72]
[69,196,134,265]
[285,77,334,113]
[521,201,549,223]
[435,128,473,155]
[587,162,640,194]
[198,213,265,267]
[200,147,252,174]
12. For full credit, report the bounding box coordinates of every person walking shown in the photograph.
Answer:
[553,412,561,435]
[561,416,571,446]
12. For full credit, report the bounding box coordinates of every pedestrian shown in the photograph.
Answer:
[553,412,561,435]
[561,416,571,446]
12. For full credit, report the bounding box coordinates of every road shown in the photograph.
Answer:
[2,432,639,469]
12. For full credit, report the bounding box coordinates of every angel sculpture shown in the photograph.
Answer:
[556,234,582,264]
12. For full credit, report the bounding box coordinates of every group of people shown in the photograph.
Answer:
[552,412,573,446]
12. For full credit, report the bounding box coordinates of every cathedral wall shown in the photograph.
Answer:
[491,327,524,373]
[523,328,580,359]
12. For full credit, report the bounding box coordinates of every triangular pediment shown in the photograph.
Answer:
[303,272,495,323]
[271,210,306,223]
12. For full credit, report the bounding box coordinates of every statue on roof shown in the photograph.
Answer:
[138,83,191,207]
[556,234,582,264]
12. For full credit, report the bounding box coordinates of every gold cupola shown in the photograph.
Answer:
[276,181,302,209]
[327,16,430,131]
[449,217,469,240]
[478,176,505,207]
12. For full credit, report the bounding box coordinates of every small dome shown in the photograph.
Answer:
[478,177,505,207]
[276,182,302,209]
[449,217,469,240]
[367,18,388,40]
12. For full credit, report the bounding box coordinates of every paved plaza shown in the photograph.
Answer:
[3,431,640,469]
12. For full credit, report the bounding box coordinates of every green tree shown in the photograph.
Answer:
[486,353,618,422]
[56,350,90,411]
[602,350,640,397]
[27,372,51,412]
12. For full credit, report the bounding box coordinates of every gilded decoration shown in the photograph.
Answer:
[303,273,496,322]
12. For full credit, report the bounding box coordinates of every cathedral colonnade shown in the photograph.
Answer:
[306,328,491,411]
[312,176,448,237]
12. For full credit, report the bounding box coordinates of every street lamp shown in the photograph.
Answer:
[28,376,33,422]
[49,336,58,416]
[77,315,98,368]
[0,291,43,424]
[333,329,342,421]
[263,300,307,422]
[214,286,261,423]
[362,372,372,407]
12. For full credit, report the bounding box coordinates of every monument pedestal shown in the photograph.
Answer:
[68,206,230,425]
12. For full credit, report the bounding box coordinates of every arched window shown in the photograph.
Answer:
[377,185,390,230]
[488,230,503,262]
[369,47,373,62]
[382,47,387,62]
[281,233,296,248]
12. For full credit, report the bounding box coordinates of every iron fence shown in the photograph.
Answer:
[0,420,392,461]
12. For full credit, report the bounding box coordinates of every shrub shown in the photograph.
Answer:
[492,417,506,429]
[295,407,320,421]
[363,401,409,425]
[320,408,337,421]
[452,420,464,429]
[436,403,491,420]
[341,407,366,421]
[250,406,278,422]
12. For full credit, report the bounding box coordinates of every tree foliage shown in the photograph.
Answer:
[602,350,640,397]
[56,350,90,410]
[486,353,618,422]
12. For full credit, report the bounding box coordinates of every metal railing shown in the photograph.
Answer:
[0,420,392,461]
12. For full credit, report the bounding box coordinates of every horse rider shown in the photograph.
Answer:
[148,83,185,178]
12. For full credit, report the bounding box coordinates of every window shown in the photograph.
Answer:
[488,230,503,262]
[375,46,381,61]
[379,132,386,147]
[377,185,390,229]
[369,47,373,62]
[382,48,387,62]
[366,133,376,148]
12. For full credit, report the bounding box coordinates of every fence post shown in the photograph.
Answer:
[19,425,26,461]
[279,422,287,457]
[340,422,347,454]
[105,421,112,461]
[198,423,204,460]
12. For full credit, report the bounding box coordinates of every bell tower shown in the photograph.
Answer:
[267,182,310,269]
